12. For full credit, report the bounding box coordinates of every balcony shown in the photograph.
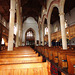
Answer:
[44,24,75,42]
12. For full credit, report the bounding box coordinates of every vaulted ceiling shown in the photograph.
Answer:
[0,0,10,22]
[0,0,46,22]
[51,0,75,24]
[21,0,46,22]
[0,0,75,24]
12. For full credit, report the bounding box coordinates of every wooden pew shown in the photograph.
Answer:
[0,50,36,54]
[0,46,52,74]
[58,52,75,68]
[2,46,35,52]
[46,47,61,63]
[48,48,54,60]
[0,53,38,58]
[67,55,75,75]
[52,48,60,63]
[0,56,42,64]
[44,48,49,58]
[0,61,51,75]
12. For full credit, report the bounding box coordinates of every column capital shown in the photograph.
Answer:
[9,9,15,13]
[59,12,65,16]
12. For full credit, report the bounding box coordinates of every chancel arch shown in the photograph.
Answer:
[47,3,59,47]
[22,17,39,46]
[44,18,48,46]
[47,2,67,49]
[50,7,60,46]
[25,28,35,48]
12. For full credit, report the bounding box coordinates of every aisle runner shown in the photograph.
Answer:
[51,63,58,75]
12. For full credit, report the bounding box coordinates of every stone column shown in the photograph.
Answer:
[48,23,51,47]
[39,24,41,45]
[15,1,20,47]
[35,39,37,46]
[19,25,22,46]
[42,23,44,46]
[0,25,2,51]
[8,0,16,51]
[59,13,67,49]
[19,7,22,46]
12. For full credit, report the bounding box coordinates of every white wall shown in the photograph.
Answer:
[22,17,39,45]
[52,8,75,33]
[71,38,75,45]
[65,8,75,26]
[52,8,75,45]
[51,21,60,33]
[67,37,75,45]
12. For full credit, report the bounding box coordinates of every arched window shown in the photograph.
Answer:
[65,20,68,28]
[14,26,17,35]
[27,31,33,37]
[1,38,4,44]
[45,27,48,35]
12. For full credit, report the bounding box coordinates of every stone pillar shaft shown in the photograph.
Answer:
[39,25,41,45]
[15,2,20,47]
[42,23,44,46]
[19,7,22,46]
[59,13,67,49]
[19,26,22,46]
[48,23,51,47]
[35,39,37,46]
[8,0,15,51]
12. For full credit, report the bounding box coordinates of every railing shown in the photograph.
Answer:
[44,24,75,41]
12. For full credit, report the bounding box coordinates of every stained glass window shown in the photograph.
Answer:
[1,38,4,44]
[27,31,33,37]
[45,27,48,35]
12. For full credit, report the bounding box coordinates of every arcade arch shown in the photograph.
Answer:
[25,28,35,48]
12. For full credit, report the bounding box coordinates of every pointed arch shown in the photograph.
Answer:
[25,28,36,46]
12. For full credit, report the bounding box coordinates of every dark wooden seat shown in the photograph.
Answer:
[1,46,36,53]
[35,46,75,75]
[0,53,38,58]
[0,56,42,64]
[67,55,75,75]
[0,51,36,54]
[52,49,60,63]
[58,51,75,68]
[0,61,51,75]
[0,46,51,75]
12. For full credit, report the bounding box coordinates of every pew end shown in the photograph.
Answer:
[67,55,75,75]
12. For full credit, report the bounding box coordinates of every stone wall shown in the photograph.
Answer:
[22,17,39,45]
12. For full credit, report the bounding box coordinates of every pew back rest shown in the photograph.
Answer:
[0,53,38,58]
[67,55,75,75]
[0,62,50,75]
[0,51,36,54]
[58,52,75,68]
[0,56,43,64]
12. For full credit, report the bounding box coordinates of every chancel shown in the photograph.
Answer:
[0,0,75,75]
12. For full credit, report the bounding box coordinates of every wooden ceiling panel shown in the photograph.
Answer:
[0,0,9,21]
[0,0,74,23]
[0,0,45,22]
[51,0,75,24]
[22,0,46,22]
[0,6,5,13]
